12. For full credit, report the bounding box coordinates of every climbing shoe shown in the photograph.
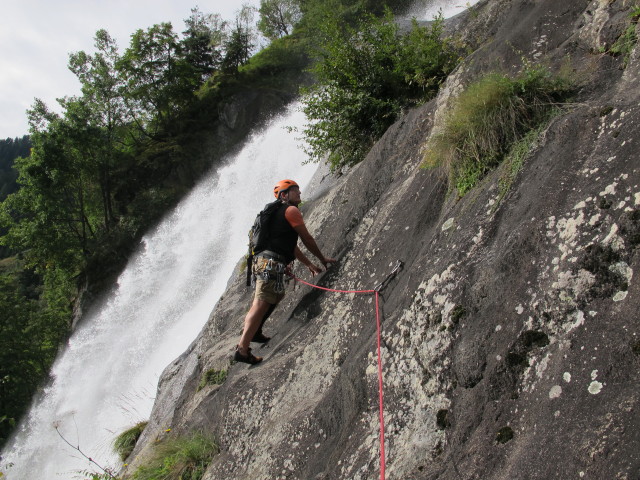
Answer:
[234,346,263,365]
[251,331,271,343]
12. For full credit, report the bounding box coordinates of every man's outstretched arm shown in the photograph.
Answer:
[293,223,336,268]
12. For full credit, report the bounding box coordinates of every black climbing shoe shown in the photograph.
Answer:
[234,347,263,365]
[251,331,271,343]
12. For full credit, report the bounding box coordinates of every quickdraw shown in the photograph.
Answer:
[259,258,288,294]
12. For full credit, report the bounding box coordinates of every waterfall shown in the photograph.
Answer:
[407,0,482,21]
[1,104,317,479]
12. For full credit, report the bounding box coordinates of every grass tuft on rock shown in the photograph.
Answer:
[197,368,228,391]
[114,421,148,461]
[131,432,218,480]
[423,65,573,196]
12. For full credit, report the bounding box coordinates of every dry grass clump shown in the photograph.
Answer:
[424,66,573,196]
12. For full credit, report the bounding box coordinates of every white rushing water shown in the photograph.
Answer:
[1,104,317,479]
[407,0,482,21]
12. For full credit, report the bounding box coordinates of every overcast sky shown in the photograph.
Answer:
[0,0,261,139]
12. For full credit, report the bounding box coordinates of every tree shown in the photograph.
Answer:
[117,23,184,135]
[0,136,31,203]
[0,267,71,448]
[301,10,458,170]
[1,100,98,269]
[222,5,257,74]
[68,30,127,229]
[258,0,302,40]
[181,7,227,82]
[0,274,42,446]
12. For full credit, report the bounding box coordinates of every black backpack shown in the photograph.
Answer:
[246,200,282,285]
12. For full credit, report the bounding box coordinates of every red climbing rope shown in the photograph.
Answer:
[289,261,403,480]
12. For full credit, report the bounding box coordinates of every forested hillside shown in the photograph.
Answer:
[0,136,30,203]
[0,0,449,451]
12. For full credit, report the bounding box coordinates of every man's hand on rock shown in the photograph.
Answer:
[322,257,337,269]
[307,263,323,277]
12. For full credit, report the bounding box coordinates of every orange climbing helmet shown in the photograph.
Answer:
[273,179,299,198]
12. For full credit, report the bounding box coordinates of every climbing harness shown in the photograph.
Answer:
[289,260,403,480]
[254,254,289,294]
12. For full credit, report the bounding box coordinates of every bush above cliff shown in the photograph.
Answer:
[300,10,460,171]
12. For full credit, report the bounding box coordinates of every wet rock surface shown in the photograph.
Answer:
[123,1,640,478]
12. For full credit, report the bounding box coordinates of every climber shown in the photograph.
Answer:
[234,179,336,364]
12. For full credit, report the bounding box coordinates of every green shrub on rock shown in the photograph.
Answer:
[197,368,228,391]
[114,421,148,461]
[301,9,459,171]
[131,432,218,480]
[423,65,573,196]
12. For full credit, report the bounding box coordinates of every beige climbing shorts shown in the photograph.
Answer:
[253,256,286,305]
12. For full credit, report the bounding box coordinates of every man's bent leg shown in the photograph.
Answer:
[253,303,277,343]
[238,298,274,354]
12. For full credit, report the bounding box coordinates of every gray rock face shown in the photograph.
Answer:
[123,0,640,478]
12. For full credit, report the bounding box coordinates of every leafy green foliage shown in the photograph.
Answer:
[423,66,573,196]
[495,124,547,208]
[221,5,256,74]
[131,433,218,480]
[0,136,30,204]
[301,9,459,170]
[0,264,72,447]
[258,0,302,40]
[603,5,640,68]
[197,369,228,391]
[181,8,227,82]
[114,421,148,461]
[610,24,638,67]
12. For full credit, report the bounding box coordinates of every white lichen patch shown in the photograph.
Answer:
[613,290,628,302]
[610,260,633,301]
[552,270,596,300]
[348,264,459,478]
[441,217,455,231]
[563,372,571,383]
[523,352,552,393]
[352,207,378,245]
[472,227,484,244]
[557,210,585,246]
[588,381,603,394]
[564,310,585,333]
[600,182,617,197]
[609,261,633,283]
[549,385,562,399]
[603,224,624,251]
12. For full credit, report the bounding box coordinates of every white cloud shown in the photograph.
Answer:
[0,0,259,138]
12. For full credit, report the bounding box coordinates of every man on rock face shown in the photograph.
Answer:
[234,179,336,364]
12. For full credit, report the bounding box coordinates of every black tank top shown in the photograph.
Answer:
[266,203,299,262]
